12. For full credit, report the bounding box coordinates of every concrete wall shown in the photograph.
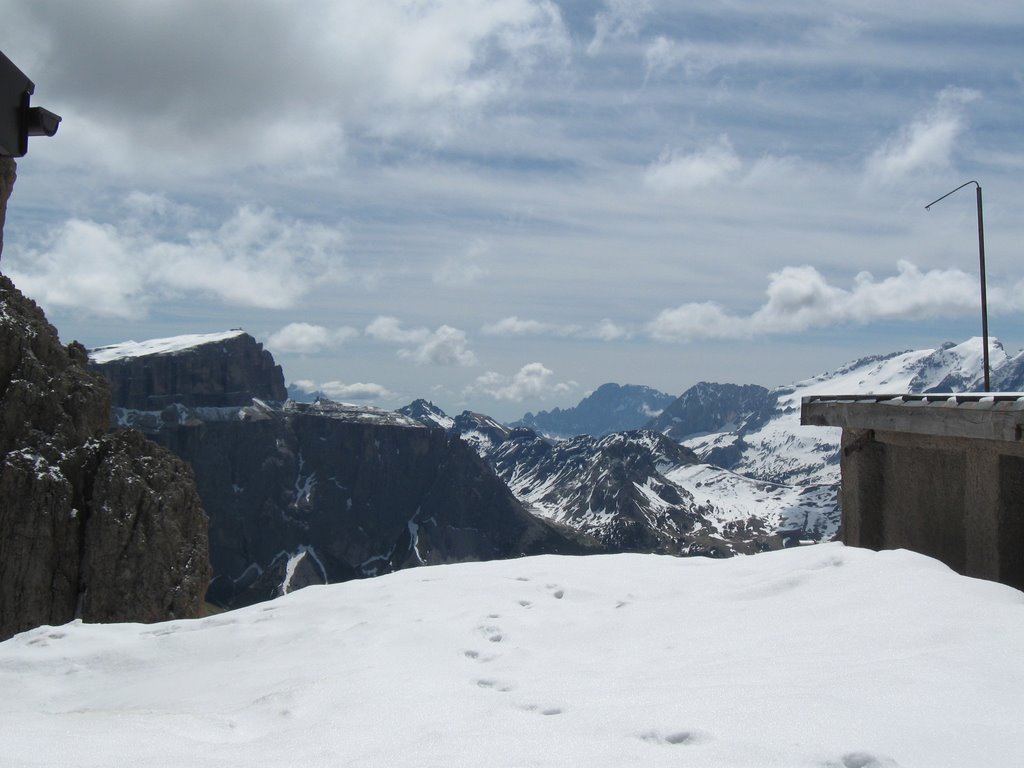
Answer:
[804,398,1024,591]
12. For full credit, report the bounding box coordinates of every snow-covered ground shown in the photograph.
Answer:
[2,545,1021,768]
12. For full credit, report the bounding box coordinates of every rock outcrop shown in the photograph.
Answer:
[0,274,211,641]
[114,399,591,610]
[90,331,287,409]
[648,382,774,443]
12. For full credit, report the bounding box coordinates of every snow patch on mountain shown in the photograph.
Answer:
[687,337,1008,487]
[89,329,248,363]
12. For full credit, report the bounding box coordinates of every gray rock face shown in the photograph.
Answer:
[647,382,774,443]
[515,383,675,438]
[116,399,591,610]
[0,275,211,641]
[90,332,287,409]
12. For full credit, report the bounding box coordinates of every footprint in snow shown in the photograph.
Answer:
[478,625,504,643]
[519,704,564,716]
[639,730,707,746]
[824,753,900,768]
[475,679,513,692]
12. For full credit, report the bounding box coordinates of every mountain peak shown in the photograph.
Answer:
[514,383,674,438]
[397,399,455,430]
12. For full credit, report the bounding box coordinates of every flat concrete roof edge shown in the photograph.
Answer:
[801,394,1024,443]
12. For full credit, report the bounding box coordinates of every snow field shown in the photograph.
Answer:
[1,544,1022,767]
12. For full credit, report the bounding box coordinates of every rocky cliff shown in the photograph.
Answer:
[90,330,287,409]
[104,372,591,609]
[648,382,775,444]
[0,276,211,641]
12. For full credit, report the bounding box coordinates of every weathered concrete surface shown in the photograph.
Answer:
[804,396,1024,591]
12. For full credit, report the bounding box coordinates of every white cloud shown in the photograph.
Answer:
[648,261,989,341]
[866,87,981,183]
[643,36,717,82]
[318,381,397,402]
[290,379,396,401]
[644,136,742,193]
[482,316,555,336]
[15,0,570,175]
[266,323,359,354]
[481,316,630,340]
[587,0,652,56]
[433,240,490,287]
[6,205,346,318]
[646,302,751,342]
[365,316,477,366]
[469,362,576,402]
[585,318,630,341]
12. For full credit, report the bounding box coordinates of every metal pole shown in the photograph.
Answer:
[924,180,991,392]
[976,185,990,391]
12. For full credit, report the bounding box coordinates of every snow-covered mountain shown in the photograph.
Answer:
[491,428,836,555]
[514,383,674,438]
[4,546,1023,768]
[680,337,1009,487]
[404,405,837,555]
[397,398,456,430]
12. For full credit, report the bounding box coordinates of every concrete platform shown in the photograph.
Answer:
[802,393,1024,591]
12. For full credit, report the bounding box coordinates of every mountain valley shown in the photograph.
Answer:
[84,330,1015,611]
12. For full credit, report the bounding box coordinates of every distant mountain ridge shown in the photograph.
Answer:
[514,383,673,438]
[84,329,1023,610]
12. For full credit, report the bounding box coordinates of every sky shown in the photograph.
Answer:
[2,545,1023,767]
[1,0,1023,420]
